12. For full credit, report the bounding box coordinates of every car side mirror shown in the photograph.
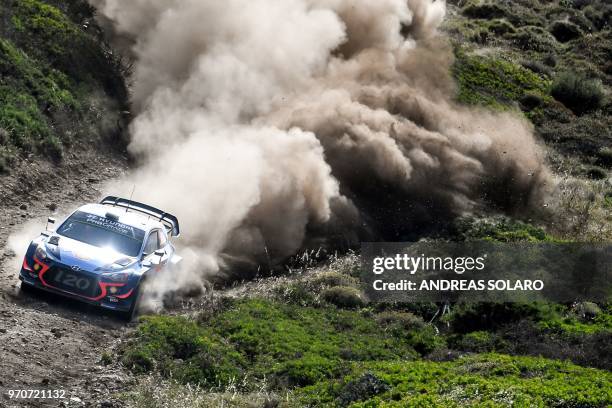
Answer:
[46,217,56,231]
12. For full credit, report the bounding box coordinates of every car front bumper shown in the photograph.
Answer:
[19,256,137,312]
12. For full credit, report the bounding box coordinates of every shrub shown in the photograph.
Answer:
[551,71,605,114]
[508,26,558,52]
[321,286,366,309]
[405,325,446,355]
[453,51,550,108]
[311,271,359,288]
[487,19,516,35]
[585,165,608,180]
[604,192,612,209]
[278,354,339,387]
[274,282,319,306]
[124,299,436,389]
[543,54,558,67]
[327,253,361,278]
[121,316,244,385]
[521,60,552,77]
[375,311,425,331]
[549,20,584,42]
[452,331,497,352]
[447,302,559,333]
[462,2,507,19]
[583,4,612,30]
[573,302,602,321]
[520,92,544,111]
[100,351,113,366]
[499,320,612,370]
[597,147,612,167]
[296,355,612,407]
[454,216,558,243]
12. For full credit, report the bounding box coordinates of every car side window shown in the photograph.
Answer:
[157,230,168,248]
[143,231,159,255]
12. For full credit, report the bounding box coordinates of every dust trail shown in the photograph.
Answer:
[81,0,551,295]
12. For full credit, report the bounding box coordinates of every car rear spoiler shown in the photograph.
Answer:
[100,196,180,237]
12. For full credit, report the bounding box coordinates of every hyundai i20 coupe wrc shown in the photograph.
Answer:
[19,196,181,320]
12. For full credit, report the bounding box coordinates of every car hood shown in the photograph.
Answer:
[45,236,137,273]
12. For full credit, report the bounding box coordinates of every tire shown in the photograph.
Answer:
[20,281,39,295]
[120,285,143,322]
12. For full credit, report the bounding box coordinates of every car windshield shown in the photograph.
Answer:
[57,211,145,257]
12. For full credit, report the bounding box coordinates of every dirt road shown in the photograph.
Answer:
[0,152,134,408]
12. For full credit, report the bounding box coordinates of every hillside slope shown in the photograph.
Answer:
[447,0,611,174]
[0,0,128,172]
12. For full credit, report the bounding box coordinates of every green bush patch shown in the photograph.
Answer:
[453,216,560,243]
[296,354,612,407]
[551,71,605,115]
[123,299,441,388]
[453,50,551,109]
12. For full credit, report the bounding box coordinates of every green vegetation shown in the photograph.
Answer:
[604,191,612,208]
[551,71,605,115]
[509,26,559,52]
[122,315,244,385]
[449,0,611,168]
[297,354,612,407]
[537,303,612,335]
[121,299,612,407]
[321,286,366,309]
[0,0,127,171]
[453,217,560,243]
[452,50,551,109]
[122,298,444,388]
[0,38,74,160]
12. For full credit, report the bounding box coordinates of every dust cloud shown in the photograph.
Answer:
[83,0,551,292]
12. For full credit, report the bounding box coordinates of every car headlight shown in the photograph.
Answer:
[36,244,60,260]
[35,246,48,261]
[105,272,130,282]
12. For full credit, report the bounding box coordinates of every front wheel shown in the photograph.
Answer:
[20,281,39,295]
[120,285,143,322]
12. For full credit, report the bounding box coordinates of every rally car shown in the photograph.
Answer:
[19,196,181,320]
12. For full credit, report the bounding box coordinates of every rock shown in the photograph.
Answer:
[46,203,58,211]
[19,204,27,210]
[69,397,82,405]
[99,374,124,383]
[51,328,63,338]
